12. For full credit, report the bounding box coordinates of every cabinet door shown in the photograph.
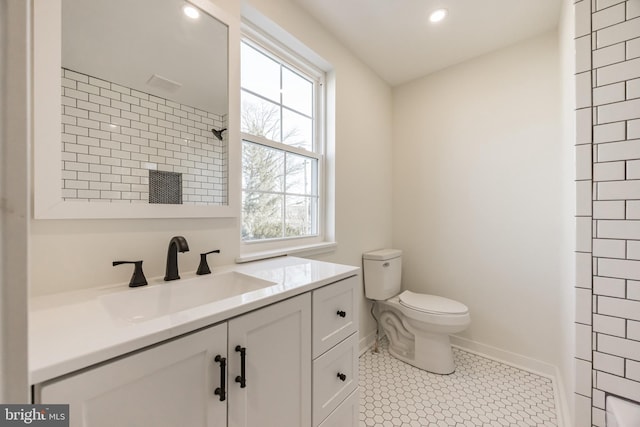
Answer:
[37,323,227,427]
[228,293,311,427]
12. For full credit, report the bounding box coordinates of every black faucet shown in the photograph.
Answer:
[164,236,190,281]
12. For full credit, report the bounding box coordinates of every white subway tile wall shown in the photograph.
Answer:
[60,68,228,205]
[594,121,626,143]
[575,1,640,425]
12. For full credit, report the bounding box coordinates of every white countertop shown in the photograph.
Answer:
[29,256,359,385]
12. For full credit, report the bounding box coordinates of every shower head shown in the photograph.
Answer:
[211,128,227,141]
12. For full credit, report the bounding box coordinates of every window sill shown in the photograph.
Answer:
[235,241,337,264]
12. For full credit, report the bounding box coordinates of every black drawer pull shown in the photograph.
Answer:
[235,345,247,388]
[337,310,346,318]
[213,355,226,401]
[337,372,346,381]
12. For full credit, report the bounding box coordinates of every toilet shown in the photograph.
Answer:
[363,249,470,374]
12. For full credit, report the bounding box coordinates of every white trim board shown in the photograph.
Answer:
[450,335,556,377]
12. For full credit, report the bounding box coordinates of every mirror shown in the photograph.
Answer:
[33,0,239,218]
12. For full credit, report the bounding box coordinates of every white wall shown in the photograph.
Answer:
[29,0,393,344]
[1,0,30,402]
[392,32,567,371]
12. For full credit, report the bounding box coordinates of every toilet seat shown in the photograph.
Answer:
[399,290,468,315]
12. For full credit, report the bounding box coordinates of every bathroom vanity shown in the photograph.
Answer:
[30,257,360,427]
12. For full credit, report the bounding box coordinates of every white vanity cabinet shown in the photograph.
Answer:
[35,273,359,427]
[37,323,228,427]
[311,275,360,427]
[227,293,311,427]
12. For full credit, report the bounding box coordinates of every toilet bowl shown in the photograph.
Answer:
[363,249,470,374]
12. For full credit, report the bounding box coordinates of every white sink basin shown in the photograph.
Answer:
[101,271,277,323]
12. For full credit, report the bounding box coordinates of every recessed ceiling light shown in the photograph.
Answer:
[183,4,200,19]
[429,8,448,23]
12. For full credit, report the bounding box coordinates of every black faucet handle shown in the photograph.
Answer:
[197,250,221,275]
[113,260,148,287]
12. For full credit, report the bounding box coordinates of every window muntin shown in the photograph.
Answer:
[240,39,322,244]
[241,140,319,241]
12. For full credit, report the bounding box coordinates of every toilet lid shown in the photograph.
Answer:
[399,291,468,315]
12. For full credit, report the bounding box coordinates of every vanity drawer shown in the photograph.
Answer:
[318,388,359,427]
[312,275,359,357]
[312,332,359,426]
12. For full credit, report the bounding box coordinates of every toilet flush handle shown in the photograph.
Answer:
[383,262,390,267]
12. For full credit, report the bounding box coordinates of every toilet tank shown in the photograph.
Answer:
[362,249,402,300]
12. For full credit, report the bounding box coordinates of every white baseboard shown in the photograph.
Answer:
[450,335,556,377]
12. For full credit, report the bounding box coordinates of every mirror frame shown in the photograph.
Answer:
[33,0,240,219]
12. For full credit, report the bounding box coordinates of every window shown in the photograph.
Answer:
[240,37,324,246]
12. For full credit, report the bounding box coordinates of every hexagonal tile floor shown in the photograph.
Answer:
[359,338,557,426]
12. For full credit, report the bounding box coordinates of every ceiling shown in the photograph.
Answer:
[62,0,228,114]
[291,0,562,86]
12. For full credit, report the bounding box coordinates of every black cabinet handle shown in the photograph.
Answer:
[337,310,346,318]
[213,355,226,401]
[337,372,346,381]
[235,345,246,388]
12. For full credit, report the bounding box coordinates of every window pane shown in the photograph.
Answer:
[241,43,280,103]
[242,192,283,240]
[242,141,284,192]
[241,91,281,142]
[282,109,312,151]
[282,67,313,116]
[240,37,322,244]
[286,153,316,196]
[285,196,317,237]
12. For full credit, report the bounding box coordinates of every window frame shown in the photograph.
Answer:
[239,27,328,258]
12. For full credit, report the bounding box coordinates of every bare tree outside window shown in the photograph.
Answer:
[241,40,320,242]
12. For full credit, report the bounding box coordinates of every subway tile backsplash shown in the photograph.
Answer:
[60,68,228,205]
[575,1,640,424]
